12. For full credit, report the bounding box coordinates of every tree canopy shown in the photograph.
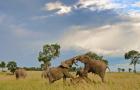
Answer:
[0,61,6,71]
[85,52,108,65]
[124,50,140,73]
[7,61,17,74]
[38,43,60,69]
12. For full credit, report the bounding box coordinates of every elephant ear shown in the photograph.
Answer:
[61,62,69,68]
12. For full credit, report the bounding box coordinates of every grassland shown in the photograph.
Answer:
[0,71,140,90]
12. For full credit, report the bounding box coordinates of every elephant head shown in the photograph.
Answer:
[61,58,78,68]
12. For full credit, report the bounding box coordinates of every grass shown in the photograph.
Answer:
[0,71,140,90]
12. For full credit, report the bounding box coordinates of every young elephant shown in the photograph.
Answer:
[76,68,85,77]
[47,66,74,83]
[74,55,108,82]
[71,68,90,84]
[15,68,27,79]
[47,58,77,83]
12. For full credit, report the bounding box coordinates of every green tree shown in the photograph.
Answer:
[40,63,45,70]
[0,61,6,72]
[122,68,125,72]
[85,52,108,65]
[124,50,140,73]
[38,43,60,70]
[7,61,17,74]
[128,68,132,72]
[118,68,121,72]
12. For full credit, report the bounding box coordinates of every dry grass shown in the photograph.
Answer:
[0,71,140,90]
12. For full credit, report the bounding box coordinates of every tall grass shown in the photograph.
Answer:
[0,71,140,90]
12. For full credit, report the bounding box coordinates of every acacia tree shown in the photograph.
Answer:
[124,50,140,73]
[128,68,132,72]
[40,63,45,70]
[122,68,125,72]
[118,68,121,72]
[85,52,108,65]
[0,61,6,72]
[7,61,17,74]
[38,43,60,70]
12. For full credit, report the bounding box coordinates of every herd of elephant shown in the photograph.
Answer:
[15,55,109,84]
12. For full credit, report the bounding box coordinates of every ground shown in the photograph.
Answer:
[0,71,140,90]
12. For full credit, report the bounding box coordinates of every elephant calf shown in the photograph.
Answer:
[15,68,27,79]
[47,57,77,83]
[71,68,91,84]
[47,66,74,83]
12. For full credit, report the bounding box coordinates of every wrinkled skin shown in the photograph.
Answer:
[76,68,85,77]
[47,58,77,83]
[47,66,74,83]
[74,55,108,82]
[15,68,27,79]
[60,58,78,68]
[71,68,91,84]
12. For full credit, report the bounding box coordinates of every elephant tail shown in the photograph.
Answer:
[106,66,111,72]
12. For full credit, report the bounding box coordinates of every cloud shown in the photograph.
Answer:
[128,10,140,18]
[42,0,124,16]
[75,0,123,11]
[59,20,140,56]
[133,1,140,7]
[43,1,72,15]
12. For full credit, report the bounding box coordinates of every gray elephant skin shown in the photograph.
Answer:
[15,68,27,79]
[74,55,108,82]
[46,58,77,83]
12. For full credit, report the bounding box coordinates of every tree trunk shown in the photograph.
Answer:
[134,64,136,73]
[2,68,3,72]
[44,62,50,70]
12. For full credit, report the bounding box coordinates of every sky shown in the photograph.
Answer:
[0,0,140,71]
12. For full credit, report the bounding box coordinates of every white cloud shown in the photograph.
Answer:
[43,1,72,15]
[42,0,124,16]
[127,10,140,18]
[75,0,123,11]
[133,1,140,7]
[59,21,140,56]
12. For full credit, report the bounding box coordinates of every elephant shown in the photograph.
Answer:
[47,58,78,83]
[15,68,27,79]
[74,55,108,82]
[71,68,92,84]
[60,58,78,68]
[76,68,85,77]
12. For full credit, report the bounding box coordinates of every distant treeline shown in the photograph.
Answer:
[22,67,80,72]
[23,67,42,71]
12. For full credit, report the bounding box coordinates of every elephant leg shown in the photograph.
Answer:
[63,76,66,83]
[47,72,55,84]
[16,74,19,79]
[63,71,74,79]
[63,76,69,86]
[99,72,105,83]
[83,76,92,83]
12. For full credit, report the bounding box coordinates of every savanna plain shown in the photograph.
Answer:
[0,71,140,90]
